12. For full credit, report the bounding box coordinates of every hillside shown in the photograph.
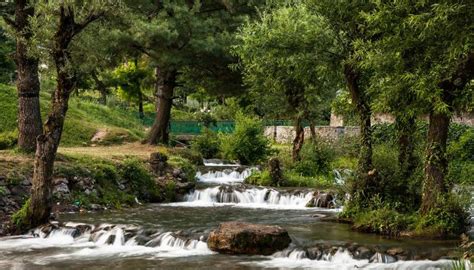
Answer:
[0,84,146,147]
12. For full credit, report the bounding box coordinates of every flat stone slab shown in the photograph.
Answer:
[207,222,291,255]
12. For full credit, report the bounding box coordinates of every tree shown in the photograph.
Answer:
[235,3,339,160]
[22,1,117,229]
[112,60,151,119]
[121,0,259,145]
[2,0,43,152]
[361,0,474,214]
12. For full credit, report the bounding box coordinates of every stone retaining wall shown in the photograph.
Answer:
[264,126,360,143]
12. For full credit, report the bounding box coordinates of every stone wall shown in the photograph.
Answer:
[264,126,360,143]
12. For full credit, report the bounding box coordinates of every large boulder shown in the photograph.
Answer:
[207,222,291,255]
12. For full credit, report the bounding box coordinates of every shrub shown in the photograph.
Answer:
[0,131,17,150]
[413,195,469,237]
[353,205,412,236]
[448,160,474,185]
[119,158,160,202]
[291,140,335,177]
[370,144,422,212]
[221,113,271,165]
[449,129,474,162]
[245,170,272,186]
[191,128,220,159]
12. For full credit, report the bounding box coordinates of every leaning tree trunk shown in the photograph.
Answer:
[13,0,42,152]
[292,117,305,161]
[420,112,450,214]
[395,114,417,178]
[344,64,375,205]
[344,64,373,174]
[26,5,102,229]
[309,121,317,143]
[147,67,177,145]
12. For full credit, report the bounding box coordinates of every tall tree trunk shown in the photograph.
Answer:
[13,0,42,152]
[292,117,304,161]
[138,89,144,119]
[395,114,417,178]
[147,67,177,145]
[26,5,102,229]
[420,112,449,214]
[419,51,474,214]
[344,64,376,205]
[344,64,373,174]
[91,70,107,105]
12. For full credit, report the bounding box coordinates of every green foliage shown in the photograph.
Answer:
[413,195,469,237]
[0,130,17,150]
[164,181,177,203]
[11,199,31,231]
[245,170,272,186]
[449,129,474,162]
[0,84,17,133]
[119,158,160,202]
[448,161,474,185]
[291,140,335,177]
[0,27,15,83]
[284,171,334,188]
[191,128,221,159]
[168,156,197,182]
[372,144,422,211]
[220,113,271,165]
[352,203,412,237]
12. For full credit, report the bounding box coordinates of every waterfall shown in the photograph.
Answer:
[172,186,320,210]
[247,247,469,270]
[196,168,254,184]
[0,223,213,263]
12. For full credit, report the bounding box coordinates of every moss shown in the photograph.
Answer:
[11,198,31,231]
[168,156,197,181]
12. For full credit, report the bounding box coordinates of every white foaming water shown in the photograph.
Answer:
[202,159,240,167]
[168,186,335,210]
[196,168,253,184]
[0,223,213,265]
[247,248,467,270]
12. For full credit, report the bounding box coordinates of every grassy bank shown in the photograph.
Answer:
[0,84,146,148]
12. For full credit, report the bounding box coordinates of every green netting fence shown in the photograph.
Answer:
[139,114,313,135]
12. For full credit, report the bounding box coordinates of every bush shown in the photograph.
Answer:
[353,205,412,236]
[221,113,271,165]
[449,129,474,162]
[0,131,17,150]
[372,144,422,211]
[412,195,469,237]
[292,140,335,177]
[448,160,474,185]
[191,128,220,159]
[245,170,272,186]
[119,158,160,202]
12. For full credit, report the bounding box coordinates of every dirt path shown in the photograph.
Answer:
[0,143,167,163]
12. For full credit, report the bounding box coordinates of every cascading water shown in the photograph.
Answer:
[168,186,338,210]
[196,168,253,184]
[247,247,471,270]
[0,222,212,266]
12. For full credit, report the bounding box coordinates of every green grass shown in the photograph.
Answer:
[0,84,146,147]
